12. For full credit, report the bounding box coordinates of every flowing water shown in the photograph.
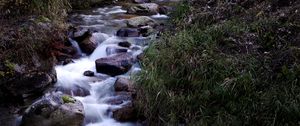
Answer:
[54,1,172,126]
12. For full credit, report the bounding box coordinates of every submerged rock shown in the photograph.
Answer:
[127,16,157,27]
[118,41,132,48]
[20,92,84,126]
[95,53,135,76]
[56,85,91,97]
[116,28,140,37]
[106,46,128,55]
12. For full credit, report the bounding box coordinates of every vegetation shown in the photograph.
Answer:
[0,0,70,19]
[135,0,300,125]
[62,95,76,104]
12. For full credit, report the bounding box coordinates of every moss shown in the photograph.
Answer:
[62,95,76,104]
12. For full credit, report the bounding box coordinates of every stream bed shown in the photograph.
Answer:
[53,1,175,126]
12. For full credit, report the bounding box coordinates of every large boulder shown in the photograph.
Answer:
[127,16,157,27]
[20,93,84,126]
[0,65,57,103]
[95,53,135,76]
[128,3,159,15]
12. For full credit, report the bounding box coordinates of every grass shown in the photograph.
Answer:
[135,0,300,125]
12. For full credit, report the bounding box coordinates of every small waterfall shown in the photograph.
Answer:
[69,38,83,56]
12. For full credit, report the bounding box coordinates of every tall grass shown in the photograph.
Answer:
[135,1,300,125]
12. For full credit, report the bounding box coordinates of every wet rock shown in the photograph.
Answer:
[116,28,140,37]
[158,6,172,14]
[71,28,97,55]
[83,70,95,77]
[112,102,137,122]
[56,85,90,97]
[114,77,135,92]
[118,41,132,48]
[139,25,155,37]
[79,34,97,55]
[128,3,159,15]
[60,46,77,56]
[137,53,144,60]
[132,0,151,3]
[72,28,90,42]
[54,51,73,63]
[5,69,57,99]
[106,46,128,55]
[95,53,135,76]
[20,92,84,126]
[62,58,74,65]
[127,16,157,27]
[106,92,134,105]
[131,46,142,51]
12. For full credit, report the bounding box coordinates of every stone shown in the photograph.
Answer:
[139,25,155,37]
[114,77,135,92]
[78,34,97,55]
[116,28,140,37]
[106,92,134,105]
[132,0,151,3]
[20,92,84,126]
[72,28,90,43]
[118,41,132,48]
[128,3,159,15]
[56,85,90,97]
[127,16,157,27]
[6,69,57,98]
[112,102,137,122]
[71,29,98,55]
[158,6,172,14]
[83,70,95,77]
[95,53,135,76]
[106,46,128,55]
[62,58,74,65]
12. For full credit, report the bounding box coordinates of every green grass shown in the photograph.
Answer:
[135,1,300,125]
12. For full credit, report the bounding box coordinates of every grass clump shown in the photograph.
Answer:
[135,0,300,125]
